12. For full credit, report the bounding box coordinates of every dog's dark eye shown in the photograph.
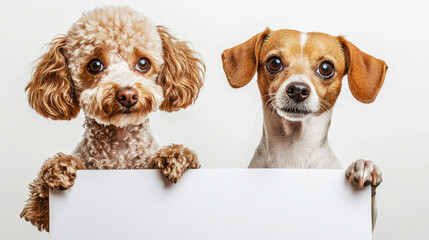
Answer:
[266,57,284,73]
[317,61,335,79]
[87,59,104,74]
[135,57,151,72]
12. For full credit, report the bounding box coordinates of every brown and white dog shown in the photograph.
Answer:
[21,6,204,231]
[222,28,387,229]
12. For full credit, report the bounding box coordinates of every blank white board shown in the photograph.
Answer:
[50,169,371,240]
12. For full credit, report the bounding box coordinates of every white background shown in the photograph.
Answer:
[0,0,428,239]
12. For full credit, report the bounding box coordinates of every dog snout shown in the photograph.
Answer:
[286,83,310,103]
[116,87,139,108]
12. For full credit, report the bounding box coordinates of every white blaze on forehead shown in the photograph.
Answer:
[300,32,308,61]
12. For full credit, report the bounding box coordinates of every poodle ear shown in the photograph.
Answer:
[156,26,205,112]
[221,28,271,88]
[25,35,80,120]
[338,37,388,103]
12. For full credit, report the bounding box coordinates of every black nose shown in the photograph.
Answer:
[116,87,139,108]
[286,83,310,103]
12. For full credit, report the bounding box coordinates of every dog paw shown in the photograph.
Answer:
[39,153,84,190]
[153,144,200,183]
[346,159,382,188]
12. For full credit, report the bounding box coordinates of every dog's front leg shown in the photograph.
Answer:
[346,159,382,230]
[20,153,85,232]
[152,144,200,183]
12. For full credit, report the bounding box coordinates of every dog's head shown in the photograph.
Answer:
[26,6,204,127]
[222,29,387,121]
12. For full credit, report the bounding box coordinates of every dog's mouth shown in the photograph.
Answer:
[120,108,137,114]
[116,106,146,115]
[281,107,310,115]
[275,106,312,121]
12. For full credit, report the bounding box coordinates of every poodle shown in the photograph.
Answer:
[21,6,204,232]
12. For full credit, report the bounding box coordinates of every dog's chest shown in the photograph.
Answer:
[258,113,339,169]
[74,119,159,170]
[267,135,320,168]
[105,131,158,169]
[107,140,136,168]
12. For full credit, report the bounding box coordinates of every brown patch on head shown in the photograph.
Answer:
[222,28,387,118]
[256,30,347,113]
[256,30,302,102]
[301,32,346,112]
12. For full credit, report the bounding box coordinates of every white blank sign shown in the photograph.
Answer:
[50,169,371,240]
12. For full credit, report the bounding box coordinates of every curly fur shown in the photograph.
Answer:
[20,153,85,231]
[157,26,205,112]
[25,36,80,120]
[75,117,159,170]
[152,144,200,183]
[21,6,204,232]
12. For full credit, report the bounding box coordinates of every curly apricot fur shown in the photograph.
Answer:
[22,6,203,232]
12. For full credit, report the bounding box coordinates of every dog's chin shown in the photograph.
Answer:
[88,109,150,128]
[275,108,312,121]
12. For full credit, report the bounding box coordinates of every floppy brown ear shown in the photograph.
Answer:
[156,26,205,112]
[221,28,271,88]
[25,35,80,120]
[339,37,388,103]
